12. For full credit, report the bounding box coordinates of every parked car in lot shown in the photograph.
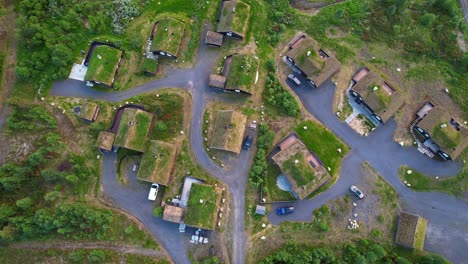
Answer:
[243,136,253,150]
[349,185,364,199]
[148,183,159,201]
[288,74,301,86]
[276,206,295,216]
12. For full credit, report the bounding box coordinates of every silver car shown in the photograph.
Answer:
[350,185,364,199]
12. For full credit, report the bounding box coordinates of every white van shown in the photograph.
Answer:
[148,183,159,201]
[288,74,301,86]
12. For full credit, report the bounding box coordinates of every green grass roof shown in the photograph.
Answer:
[114,108,153,152]
[151,18,185,56]
[137,140,177,185]
[80,102,99,121]
[225,55,258,92]
[184,183,220,230]
[210,110,247,154]
[143,58,158,73]
[282,153,315,187]
[85,45,122,86]
[217,1,250,35]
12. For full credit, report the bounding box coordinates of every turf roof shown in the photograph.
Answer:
[217,1,250,36]
[85,45,122,87]
[209,110,247,154]
[225,54,258,92]
[151,18,185,56]
[137,140,177,185]
[80,102,99,121]
[184,183,221,230]
[396,212,427,250]
[114,108,153,152]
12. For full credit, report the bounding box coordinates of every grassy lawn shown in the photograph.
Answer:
[398,163,467,198]
[295,120,348,176]
[184,183,220,230]
[85,45,122,86]
[151,18,185,56]
[225,55,258,92]
[431,123,461,150]
[282,153,315,187]
[265,162,295,201]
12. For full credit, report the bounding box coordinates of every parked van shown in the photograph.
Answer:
[288,74,301,86]
[148,183,159,201]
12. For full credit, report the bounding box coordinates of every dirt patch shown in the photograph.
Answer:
[289,0,344,14]
[457,31,467,52]
[348,117,367,136]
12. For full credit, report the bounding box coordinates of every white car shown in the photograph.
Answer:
[350,185,364,199]
[148,183,159,201]
[288,74,301,86]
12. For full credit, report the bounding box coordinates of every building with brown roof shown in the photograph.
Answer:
[350,70,405,125]
[96,131,115,152]
[395,212,427,250]
[162,205,184,224]
[208,74,227,89]
[205,31,224,47]
[284,34,340,88]
[413,103,467,160]
[270,133,331,199]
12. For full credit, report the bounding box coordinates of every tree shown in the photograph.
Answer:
[41,168,63,182]
[155,121,168,132]
[87,250,106,263]
[15,197,33,210]
[420,13,437,27]
[44,191,62,202]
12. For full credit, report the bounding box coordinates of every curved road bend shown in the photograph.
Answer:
[268,80,467,263]
[51,27,254,264]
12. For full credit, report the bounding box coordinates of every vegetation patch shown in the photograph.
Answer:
[295,120,348,175]
[184,183,220,230]
[143,58,158,74]
[85,45,122,87]
[265,163,295,201]
[249,123,275,187]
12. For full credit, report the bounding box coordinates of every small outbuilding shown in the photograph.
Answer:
[205,31,224,47]
[395,212,428,250]
[255,205,266,215]
[162,205,184,224]
[80,102,100,122]
[208,74,227,89]
[96,131,116,152]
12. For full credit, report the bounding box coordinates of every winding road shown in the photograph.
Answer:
[51,27,467,264]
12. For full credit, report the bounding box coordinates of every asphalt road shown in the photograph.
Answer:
[268,78,468,264]
[50,27,468,264]
[51,25,254,264]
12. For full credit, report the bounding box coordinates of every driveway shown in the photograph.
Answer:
[268,77,467,264]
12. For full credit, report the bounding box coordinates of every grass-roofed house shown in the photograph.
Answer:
[349,67,405,127]
[413,102,467,161]
[137,140,178,185]
[396,211,428,250]
[270,133,331,200]
[150,18,185,59]
[209,110,247,154]
[216,0,250,40]
[79,102,100,122]
[209,54,258,95]
[84,42,123,88]
[183,183,222,230]
[284,34,340,88]
[113,108,154,153]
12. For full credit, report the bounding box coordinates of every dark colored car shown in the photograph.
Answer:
[243,136,253,150]
[276,206,295,216]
